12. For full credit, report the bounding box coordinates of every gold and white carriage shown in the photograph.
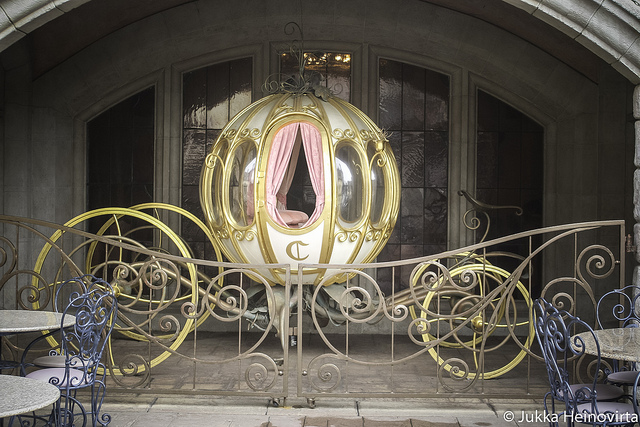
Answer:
[199,91,401,285]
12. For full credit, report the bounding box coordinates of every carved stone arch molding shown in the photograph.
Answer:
[0,0,638,82]
[503,0,640,84]
[0,0,91,51]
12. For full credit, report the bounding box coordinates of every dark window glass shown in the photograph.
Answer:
[85,87,155,264]
[182,57,253,261]
[377,59,450,290]
[476,90,544,295]
[87,87,155,211]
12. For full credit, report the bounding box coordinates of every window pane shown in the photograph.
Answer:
[228,140,256,227]
[280,52,351,102]
[377,59,450,289]
[368,142,387,227]
[206,63,230,129]
[476,90,544,295]
[476,90,543,239]
[182,58,253,259]
[87,87,155,211]
[379,59,402,130]
[183,69,207,129]
[336,143,364,226]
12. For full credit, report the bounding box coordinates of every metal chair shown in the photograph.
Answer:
[596,285,640,386]
[534,298,639,426]
[15,275,118,427]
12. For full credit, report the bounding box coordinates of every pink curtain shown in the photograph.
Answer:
[299,123,324,225]
[266,123,299,226]
[277,135,301,210]
[266,122,324,227]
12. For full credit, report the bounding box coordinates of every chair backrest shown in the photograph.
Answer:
[596,285,640,329]
[534,298,602,408]
[56,275,117,383]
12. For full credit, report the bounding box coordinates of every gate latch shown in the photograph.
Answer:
[626,234,636,253]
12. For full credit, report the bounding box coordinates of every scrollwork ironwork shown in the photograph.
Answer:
[577,244,617,281]
[0,212,628,399]
[306,354,344,392]
[109,353,152,389]
[244,353,279,391]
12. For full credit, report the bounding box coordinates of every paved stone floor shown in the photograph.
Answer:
[98,332,551,426]
[102,332,548,396]
[3,331,552,426]
[102,394,550,427]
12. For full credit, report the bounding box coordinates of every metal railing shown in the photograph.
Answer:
[0,213,627,404]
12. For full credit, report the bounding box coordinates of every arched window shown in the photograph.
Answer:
[85,86,155,247]
[476,89,544,295]
[181,57,253,259]
[377,59,450,272]
[86,87,155,211]
[375,59,543,292]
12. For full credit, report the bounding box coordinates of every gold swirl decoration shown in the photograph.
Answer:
[233,229,257,242]
[331,128,357,140]
[364,229,382,242]
[221,129,237,139]
[204,152,223,169]
[334,230,362,243]
[300,103,321,117]
[238,127,262,139]
[214,228,230,239]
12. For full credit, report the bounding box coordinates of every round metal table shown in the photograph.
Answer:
[0,310,75,335]
[0,374,60,418]
[0,310,76,371]
[575,327,640,363]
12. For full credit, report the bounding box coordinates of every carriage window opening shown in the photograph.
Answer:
[287,140,316,219]
[267,122,324,228]
[336,143,364,225]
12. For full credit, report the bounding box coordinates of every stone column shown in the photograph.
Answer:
[634,85,640,286]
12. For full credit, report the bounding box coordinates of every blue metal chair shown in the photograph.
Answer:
[15,275,118,427]
[534,298,639,426]
[596,285,640,386]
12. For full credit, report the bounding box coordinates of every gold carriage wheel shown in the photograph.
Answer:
[89,204,223,343]
[31,206,206,371]
[409,260,534,380]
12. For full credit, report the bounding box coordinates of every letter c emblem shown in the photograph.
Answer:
[286,241,309,261]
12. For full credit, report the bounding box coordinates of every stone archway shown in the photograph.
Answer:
[1,0,638,82]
